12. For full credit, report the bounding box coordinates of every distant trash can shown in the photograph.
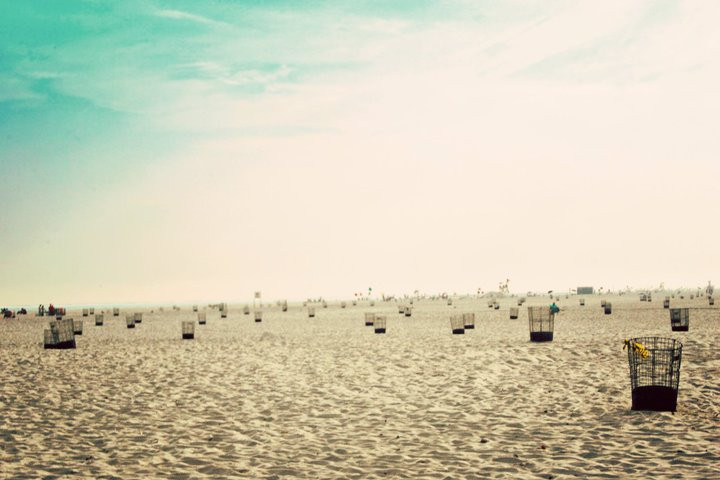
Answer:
[133,313,142,324]
[82,309,89,317]
[463,312,475,329]
[282,302,288,312]
[182,321,195,340]
[709,297,715,306]
[95,314,104,326]
[604,302,612,315]
[72,319,83,335]
[341,302,347,309]
[579,298,585,306]
[221,309,227,318]
[625,337,682,412]
[89,308,95,315]
[404,307,412,317]
[450,315,464,334]
[308,307,315,318]
[364,312,375,326]
[600,300,606,308]
[528,306,554,342]
[509,307,519,320]
[670,308,689,332]
[254,311,262,323]
[374,315,387,334]
[126,315,135,329]
[198,312,207,325]
[113,308,120,317]
[663,297,670,309]
[398,305,406,315]
[447,298,452,306]
[493,303,500,310]
[193,305,198,312]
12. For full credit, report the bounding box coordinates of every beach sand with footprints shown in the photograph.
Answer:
[1,294,718,479]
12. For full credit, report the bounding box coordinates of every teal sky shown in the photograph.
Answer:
[2,1,719,305]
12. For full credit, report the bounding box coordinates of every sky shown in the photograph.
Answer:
[1,0,719,306]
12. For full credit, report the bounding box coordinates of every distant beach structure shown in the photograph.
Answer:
[95,314,103,326]
[670,308,689,332]
[198,312,206,325]
[364,312,375,326]
[509,307,519,320]
[43,318,76,350]
[374,315,386,334]
[463,312,475,329]
[528,306,554,342]
[577,286,594,295]
[182,321,194,340]
[450,315,465,334]
[626,337,682,412]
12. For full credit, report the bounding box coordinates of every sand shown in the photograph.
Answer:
[0,295,718,479]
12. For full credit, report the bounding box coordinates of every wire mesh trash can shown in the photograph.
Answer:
[600,300,606,308]
[126,315,135,329]
[509,307,519,320]
[528,306,554,342]
[95,314,104,326]
[308,307,315,318]
[72,319,83,335]
[710,297,715,306]
[89,308,95,315]
[198,312,206,325]
[221,309,227,318]
[604,302,612,315]
[323,301,328,308]
[341,302,347,309]
[447,298,453,306]
[44,318,76,349]
[579,298,585,306]
[626,337,682,412]
[404,307,412,317]
[282,302,288,312]
[494,303,500,310]
[670,308,689,332]
[398,305,405,315]
[254,311,262,323]
[374,315,387,334]
[113,308,120,317]
[450,315,465,334]
[365,312,375,326]
[82,309,88,317]
[463,312,475,329]
[487,301,494,309]
[182,321,195,339]
[134,313,142,324]
[664,297,670,309]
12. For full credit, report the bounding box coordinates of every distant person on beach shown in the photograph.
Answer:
[550,302,560,314]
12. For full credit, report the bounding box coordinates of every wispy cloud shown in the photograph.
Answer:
[155,8,224,26]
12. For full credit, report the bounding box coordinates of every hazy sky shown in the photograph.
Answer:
[1,0,719,305]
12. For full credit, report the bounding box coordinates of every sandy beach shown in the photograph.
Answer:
[0,294,718,479]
